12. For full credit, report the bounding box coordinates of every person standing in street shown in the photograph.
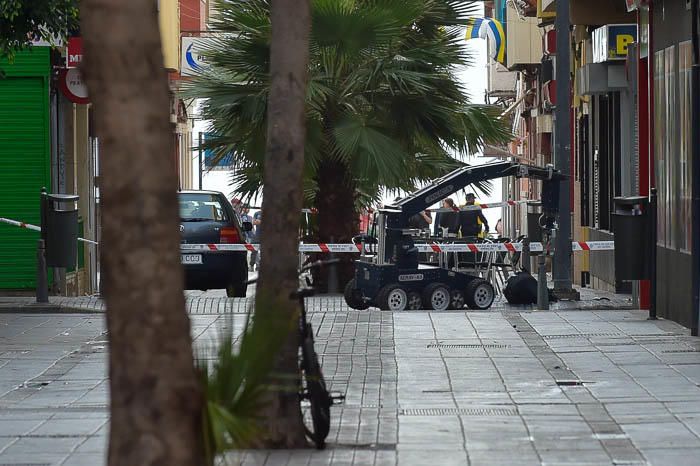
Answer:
[250,209,262,271]
[459,193,489,238]
[238,204,255,266]
[434,198,460,236]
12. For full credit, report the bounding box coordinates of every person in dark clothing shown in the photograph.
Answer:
[459,193,489,238]
[433,198,460,236]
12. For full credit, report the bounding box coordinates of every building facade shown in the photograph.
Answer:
[483,0,697,331]
[0,0,191,296]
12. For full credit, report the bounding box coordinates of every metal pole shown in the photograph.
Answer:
[553,0,574,293]
[690,0,700,336]
[537,253,549,310]
[36,239,49,303]
[649,188,657,320]
[198,132,203,190]
[522,237,531,273]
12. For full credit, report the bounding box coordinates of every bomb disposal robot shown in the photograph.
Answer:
[344,161,562,311]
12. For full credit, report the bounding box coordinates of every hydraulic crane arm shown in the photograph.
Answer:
[388,161,563,222]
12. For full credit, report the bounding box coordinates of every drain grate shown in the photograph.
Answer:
[426,343,511,349]
[555,380,587,386]
[543,333,621,339]
[662,349,700,353]
[400,407,517,416]
[0,464,50,466]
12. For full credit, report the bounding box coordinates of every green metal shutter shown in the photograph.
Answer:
[0,48,51,289]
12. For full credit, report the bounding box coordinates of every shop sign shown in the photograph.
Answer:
[66,37,83,68]
[59,68,90,104]
[181,37,208,76]
[592,24,637,63]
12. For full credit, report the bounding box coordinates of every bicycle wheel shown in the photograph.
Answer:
[301,327,331,449]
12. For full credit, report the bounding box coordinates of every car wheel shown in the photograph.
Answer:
[465,279,495,310]
[422,283,451,311]
[376,284,408,311]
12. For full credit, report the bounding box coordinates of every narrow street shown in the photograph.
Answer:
[1,295,699,465]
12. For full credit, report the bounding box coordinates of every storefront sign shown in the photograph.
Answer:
[592,24,638,63]
[66,37,83,68]
[181,37,208,76]
[59,68,90,104]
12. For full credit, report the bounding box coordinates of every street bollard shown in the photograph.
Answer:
[36,239,49,303]
[537,253,549,310]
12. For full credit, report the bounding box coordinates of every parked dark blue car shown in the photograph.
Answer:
[179,191,252,297]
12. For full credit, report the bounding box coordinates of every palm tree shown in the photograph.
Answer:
[186,0,511,285]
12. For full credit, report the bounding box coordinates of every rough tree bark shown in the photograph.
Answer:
[254,0,312,448]
[81,1,204,465]
[313,160,358,291]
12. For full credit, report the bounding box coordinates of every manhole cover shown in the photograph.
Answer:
[399,407,517,416]
[543,333,620,339]
[426,343,511,349]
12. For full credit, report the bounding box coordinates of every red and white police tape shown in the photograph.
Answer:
[0,217,99,246]
[3,216,614,253]
[180,241,615,253]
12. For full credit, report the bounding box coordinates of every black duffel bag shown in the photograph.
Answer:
[504,270,538,304]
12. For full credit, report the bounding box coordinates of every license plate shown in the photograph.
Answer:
[181,254,203,265]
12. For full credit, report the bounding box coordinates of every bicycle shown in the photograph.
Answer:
[248,259,344,449]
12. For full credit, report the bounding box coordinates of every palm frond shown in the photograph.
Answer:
[182,0,512,208]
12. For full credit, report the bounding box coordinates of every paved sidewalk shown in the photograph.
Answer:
[1,300,699,465]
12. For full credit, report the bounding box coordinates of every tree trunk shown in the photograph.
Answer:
[80,2,204,465]
[254,0,311,448]
[313,160,358,291]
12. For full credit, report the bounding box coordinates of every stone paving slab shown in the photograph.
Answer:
[0,298,698,465]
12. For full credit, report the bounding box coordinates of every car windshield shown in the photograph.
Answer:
[179,194,229,222]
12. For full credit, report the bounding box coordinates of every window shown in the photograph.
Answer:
[654,43,692,253]
[679,41,692,253]
[665,46,677,250]
[654,48,668,246]
[179,193,229,222]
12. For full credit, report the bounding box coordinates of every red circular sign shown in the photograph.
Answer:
[59,68,90,104]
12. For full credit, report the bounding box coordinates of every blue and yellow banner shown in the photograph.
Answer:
[465,17,506,65]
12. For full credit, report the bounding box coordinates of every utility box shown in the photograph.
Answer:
[612,196,649,280]
[41,191,79,269]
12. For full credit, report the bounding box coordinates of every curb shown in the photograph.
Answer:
[0,303,104,314]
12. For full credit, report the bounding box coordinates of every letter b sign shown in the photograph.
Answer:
[616,34,635,57]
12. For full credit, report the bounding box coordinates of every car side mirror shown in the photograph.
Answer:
[242,221,253,232]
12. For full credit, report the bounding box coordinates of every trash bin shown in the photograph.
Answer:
[612,196,650,280]
[526,201,543,243]
[41,191,80,269]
